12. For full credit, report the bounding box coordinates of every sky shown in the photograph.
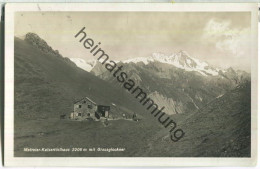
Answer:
[15,12,252,72]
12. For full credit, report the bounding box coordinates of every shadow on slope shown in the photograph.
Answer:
[14,37,161,157]
[143,81,251,157]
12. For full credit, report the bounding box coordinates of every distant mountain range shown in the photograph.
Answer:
[70,50,248,77]
[70,49,250,115]
[24,33,251,115]
[14,32,251,157]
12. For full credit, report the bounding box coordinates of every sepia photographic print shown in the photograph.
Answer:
[4,3,258,167]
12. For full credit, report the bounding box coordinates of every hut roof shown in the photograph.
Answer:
[74,97,97,105]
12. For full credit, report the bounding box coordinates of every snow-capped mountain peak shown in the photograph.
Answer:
[123,57,152,65]
[70,51,219,76]
[123,51,219,76]
[69,58,96,72]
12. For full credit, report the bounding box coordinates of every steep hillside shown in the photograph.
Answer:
[14,36,164,157]
[143,81,251,157]
[14,33,251,157]
[15,36,146,120]
[90,58,249,115]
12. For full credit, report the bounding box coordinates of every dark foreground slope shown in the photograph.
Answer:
[14,36,251,157]
[14,37,143,119]
[14,37,162,157]
[144,82,251,157]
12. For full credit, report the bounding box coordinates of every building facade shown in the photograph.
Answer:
[70,97,110,121]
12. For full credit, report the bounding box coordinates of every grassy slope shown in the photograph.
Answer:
[14,38,161,156]
[143,82,251,157]
[14,38,145,119]
[14,37,251,157]
[92,60,241,115]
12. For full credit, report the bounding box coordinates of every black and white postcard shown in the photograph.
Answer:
[4,3,258,167]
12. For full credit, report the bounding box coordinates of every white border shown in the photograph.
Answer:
[4,3,258,167]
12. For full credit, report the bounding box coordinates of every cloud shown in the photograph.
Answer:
[203,19,251,58]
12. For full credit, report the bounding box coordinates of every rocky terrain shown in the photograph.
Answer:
[77,52,250,115]
[14,33,251,157]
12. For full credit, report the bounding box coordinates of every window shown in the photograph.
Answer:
[88,105,93,109]
[78,113,82,116]
[87,113,90,116]
[78,105,82,108]
[83,101,86,103]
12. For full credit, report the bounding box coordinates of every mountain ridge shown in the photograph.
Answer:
[21,32,251,116]
[14,32,251,157]
[70,51,249,80]
[87,55,250,115]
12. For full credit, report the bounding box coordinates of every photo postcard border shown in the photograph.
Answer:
[4,2,258,167]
